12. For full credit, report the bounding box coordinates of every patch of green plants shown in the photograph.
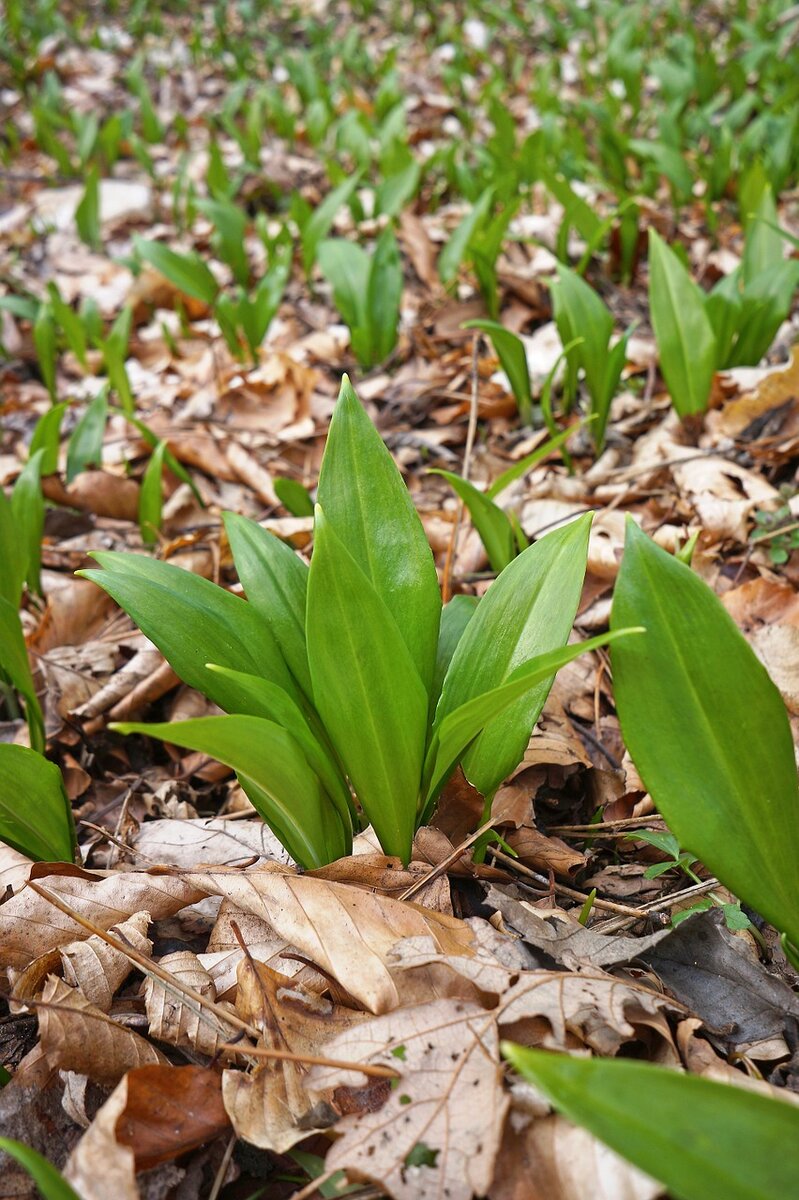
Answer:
[317,229,403,368]
[750,490,799,565]
[82,377,639,868]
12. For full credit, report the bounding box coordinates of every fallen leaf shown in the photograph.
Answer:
[144,950,239,1056]
[115,1065,230,1170]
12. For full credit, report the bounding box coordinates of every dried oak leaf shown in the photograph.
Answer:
[179,870,473,1013]
[309,998,507,1200]
[39,976,168,1086]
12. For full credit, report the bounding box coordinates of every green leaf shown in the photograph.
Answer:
[424,631,639,810]
[12,449,44,596]
[743,185,783,284]
[438,187,494,286]
[431,595,479,713]
[300,172,362,275]
[367,227,402,365]
[29,402,67,476]
[33,303,57,402]
[196,196,249,287]
[0,745,75,862]
[501,1046,799,1200]
[0,1138,82,1200]
[463,320,532,424]
[611,518,799,947]
[730,261,799,367]
[224,513,311,699]
[0,595,44,753]
[317,239,370,346]
[134,237,219,306]
[430,470,516,573]
[80,551,302,713]
[112,716,348,868]
[75,165,101,250]
[307,508,428,862]
[487,423,583,499]
[317,377,441,695]
[116,410,203,505]
[274,477,314,517]
[139,440,167,545]
[66,387,108,483]
[705,268,743,368]
[648,229,717,415]
[436,513,592,795]
[204,664,353,832]
[551,264,616,437]
[47,283,87,366]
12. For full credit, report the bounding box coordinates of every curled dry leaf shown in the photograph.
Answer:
[491,1112,663,1200]
[311,998,507,1200]
[11,910,152,1010]
[179,871,473,1013]
[39,976,168,1086]
[0,870,205,969]
[65,1079,138,1200]
[144,950,239,1055]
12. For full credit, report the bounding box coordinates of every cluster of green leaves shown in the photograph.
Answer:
[83,377,637,867]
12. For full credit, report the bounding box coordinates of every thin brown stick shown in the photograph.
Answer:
[217,1042,398,1078]
[592,878,720,934]
[398,818,497,902]
[207,1132,237,1200]
[487,848,646,917]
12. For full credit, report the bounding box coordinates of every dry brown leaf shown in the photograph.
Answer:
[39,976,168,1085]
[144,950,239,1055]
[115,1064,230,1169]
[0,843,33,895]
[0,869,204,969]
[64,1077,139,1200]
[311,998,507,1200]
[131,817,292,869]
[669,454,778,541]
[179,870,474,1013]
[491,1112,663,1200]
[11,911,152,1010]
[722,578,799,712]
[42,470,141,521]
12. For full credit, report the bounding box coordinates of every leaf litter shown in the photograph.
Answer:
[1,2,799,1198]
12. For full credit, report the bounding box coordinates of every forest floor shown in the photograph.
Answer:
[1,3,799,1198]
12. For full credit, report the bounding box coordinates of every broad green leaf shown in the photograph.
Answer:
[0,1139,82,1200]
[66,387,108,483]
[629,137,694,199]
[274,477,314,517]
[0,745,75,862]
[541,170,603,245]
[12,449,44,596]
[431,595,479,714]
[438,187,493,286]
[224,513,311,699]
[317,239,370,336]
[116,410,203,505]
[595,329,632,452]
[0,595,44,753]
[317,378,441,694]
[101,305,134,413]
[743,185,783,284]
[430,470,515,573]
[75,165,100,250]
[301,172,362,275]
[307,508,428,862]
[436,513,592,795]
[376,160,420,218]
[730,261,799,367]
[47,283,87,365]
[502,1046,799,1200]
[112,715,348,868]
[648,229,717,415]
[424,631,639,811]
[196,196,249,287]
[29,402,67,476]
[80,552,302,713]
[551,264,613,420]
[139,440,167,545]
[0,485,28,608]
[205,664,353,831]
[134,237,218,306]
[611,518,799,947]
[367,227,402,365]
[463,320,532,424]
[33,304,57,402]
[705,268,743,368]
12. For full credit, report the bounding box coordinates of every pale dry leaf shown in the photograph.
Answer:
[179,871,474,1013]
[491,1112,663,1200]
[669,454,778,541]
[0,843,33,895]
[11,910,152,1010]
[497,969,678,1056]
[64,1074,139,1200]
[144,950,238,1055]
[0,870,204,969]
[310,998,507,1200]
[131,817,292,869]
[39,976,168,1086]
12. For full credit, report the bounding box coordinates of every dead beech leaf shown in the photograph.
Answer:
[11,911,152,1010]
[310,998,507,1200]
[491,1112,663,1200]
[0,843,33,895]
[115,1065,230,1170]
[669,454,778,542]
[42,470,141,521]
[722,579,799,713]
[144,950,239,1055]
[180,871,474,1013]
[0,870,204,969]
[131,817,292,869]
[221,957,353,1152]
[39,976,168,1085]
[64,1076,138,1200]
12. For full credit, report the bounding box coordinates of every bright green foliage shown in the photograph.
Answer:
[139,440,167,544]
[463,319,533,424]
[611,518,799,948]
[0,745,75,862]
[0,1139,81,1200]
[317,228,403,367]
[551,264,631,451]
[502,1046,799,1200]
[85,377,631,867]
[135,236,219,305]
[648,229,717,415]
